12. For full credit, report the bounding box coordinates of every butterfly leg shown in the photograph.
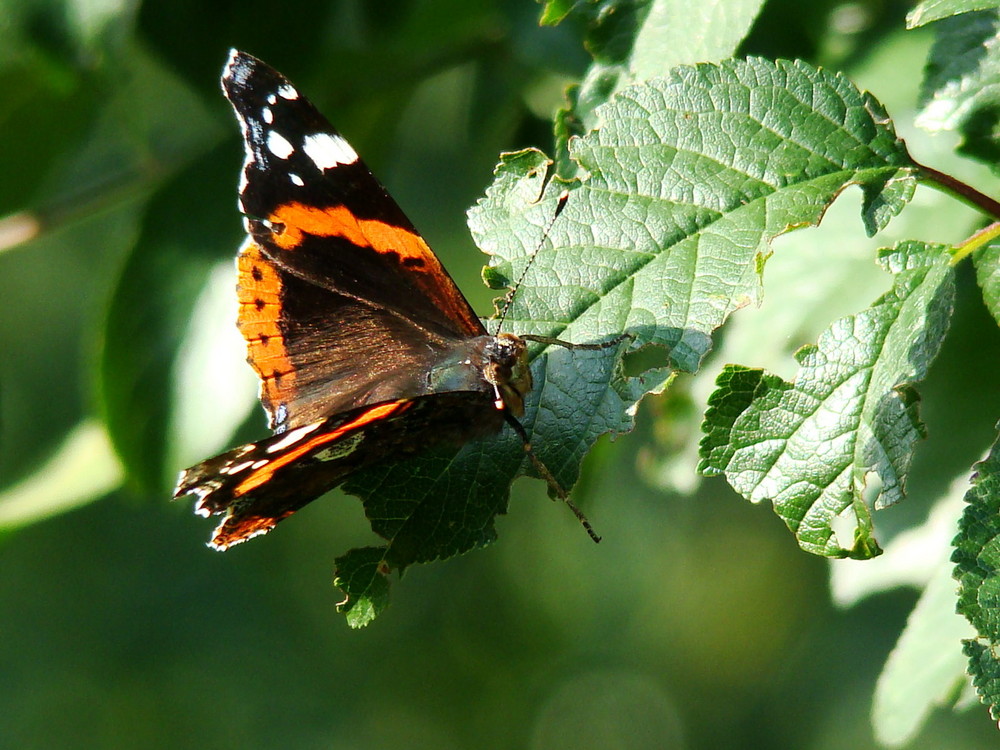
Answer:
[521,331,635,351]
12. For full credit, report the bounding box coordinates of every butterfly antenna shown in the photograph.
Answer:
[496,190,570,332]
[504,412,601,543]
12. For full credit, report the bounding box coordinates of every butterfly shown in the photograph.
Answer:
[173,50,605,549]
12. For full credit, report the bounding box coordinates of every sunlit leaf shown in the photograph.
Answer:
[976,239,1000,326]
[699,242,955,558]
[340,58,918,621]
[553,0,765,169]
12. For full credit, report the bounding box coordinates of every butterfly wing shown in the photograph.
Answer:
[223,50,487,431]
[176,393,503,549]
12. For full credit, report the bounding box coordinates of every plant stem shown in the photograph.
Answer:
[915,160,1000,220]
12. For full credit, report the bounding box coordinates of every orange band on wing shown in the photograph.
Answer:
[268,203,426,260]
[234,400,412,496]
[266,202,482,334]
[237,242,296,409]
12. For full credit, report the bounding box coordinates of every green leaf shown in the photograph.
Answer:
[167,261,259,473]
[699,242,955,558]
[0,421,123,531]
[101,152,234,494]
[976,239,1000,327]
[539,0,576,26]
[830,470,976,745]
[342,341,642,615]
[101,228,212,493]
[334,58,919,620]
[916,10,1000,166]
[831,474,968,605]
[554,0,766,168]
[333,547,393,629]
[628,0,766,82]
[908,0,1000,28]
[954,428,1000,720]
[873,558,975,746]
[963,639,1000,721]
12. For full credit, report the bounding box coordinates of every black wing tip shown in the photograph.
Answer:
[221,49,284,101]
[223,49,255,82]
[222,49,249,91]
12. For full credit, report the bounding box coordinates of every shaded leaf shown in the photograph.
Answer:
[954,427,1000,720]
[908,0,1000,28]
[101,150,235,493]
[333,547,393,629]
[167,260,259,472]
[871,504,974,746]
[976,239,1000,326]
[917,10,1000,167]
[0,421,122,531]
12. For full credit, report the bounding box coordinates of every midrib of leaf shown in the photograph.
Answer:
[518,167,902,361]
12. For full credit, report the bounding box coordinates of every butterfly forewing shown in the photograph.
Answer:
[223,50,487,430]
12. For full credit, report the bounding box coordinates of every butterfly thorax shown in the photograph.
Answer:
[426,331,531,416]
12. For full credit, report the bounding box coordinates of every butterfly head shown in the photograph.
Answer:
[482,332,531,416]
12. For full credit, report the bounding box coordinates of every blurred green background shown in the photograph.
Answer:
[2,0,1000,747]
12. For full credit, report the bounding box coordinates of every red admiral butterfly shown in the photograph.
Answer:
[174,50,603,548]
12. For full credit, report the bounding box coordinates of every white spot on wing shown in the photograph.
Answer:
[262,107,273,124]
[223,460,254,475]
[266,421,324,453]
[289,173,304,186]
[266,93,277,105]
[277,84,298,100]
[266,130,294,159]
[302,132,358,169]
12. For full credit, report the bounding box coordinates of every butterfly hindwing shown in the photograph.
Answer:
[177,394,506,549]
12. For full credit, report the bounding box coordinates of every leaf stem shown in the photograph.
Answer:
[953,221,1000,265]
[915,160,1000,221]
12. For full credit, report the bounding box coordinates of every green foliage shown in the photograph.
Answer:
[5,0,1000,746]
[918,9,1000,165]
[337,56,920,617]
[550,0,766,167]
[908,0,1000,28]
[873,557,975,745]
[701,244,955,558]
[978,240,1000,324]
[954,432,1000,720]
